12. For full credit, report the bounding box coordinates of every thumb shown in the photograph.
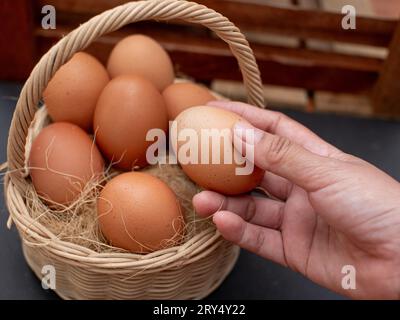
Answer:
[233,121,339,192]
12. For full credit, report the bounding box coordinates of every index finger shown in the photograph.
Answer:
[208,100,341,157]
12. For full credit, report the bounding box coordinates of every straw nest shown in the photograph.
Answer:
[23,107,212,254]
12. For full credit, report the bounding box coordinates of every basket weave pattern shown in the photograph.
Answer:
[5,0,264,299]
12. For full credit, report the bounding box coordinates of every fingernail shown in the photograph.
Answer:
[234,121,263,145]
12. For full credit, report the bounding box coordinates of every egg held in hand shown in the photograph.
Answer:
[97,172,184,253]
[93,75,168,170]
[29,122,105,206]
[43,52,109,132]
[171,106,264,195]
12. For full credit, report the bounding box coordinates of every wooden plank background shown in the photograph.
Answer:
[2,0,400,116]
[31,0,391,94]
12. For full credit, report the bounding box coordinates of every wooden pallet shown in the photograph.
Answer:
[1,0,400,117]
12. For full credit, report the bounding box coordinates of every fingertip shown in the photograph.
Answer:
[192,191,225,217]
[192,191,204,205]
[212,210,225,225]
[213,211,243,243]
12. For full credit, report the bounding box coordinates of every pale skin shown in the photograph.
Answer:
[192,101,400,299]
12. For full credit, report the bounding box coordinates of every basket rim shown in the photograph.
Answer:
[23,243,240,298]
[7,177,227,269]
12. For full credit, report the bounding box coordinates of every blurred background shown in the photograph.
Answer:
[2,0,400,117]
[2,0,400,300]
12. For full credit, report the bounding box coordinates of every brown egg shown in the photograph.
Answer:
[93,75,168,170]
[29,122,105,206]
[107,35,174,91]
[162,82,215,120]
[97,172,184,253]
[43,52,109,131]
[172,106,264,195]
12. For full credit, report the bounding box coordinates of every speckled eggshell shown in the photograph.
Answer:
[29,122,105,206]
[172,106,264,195]
[97,172,184,253]
[107,35,174,91]
[93,75,168,170]
[43,52,109,131]
[162,82,215,120]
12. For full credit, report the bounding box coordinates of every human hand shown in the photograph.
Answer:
[193,101,400,299]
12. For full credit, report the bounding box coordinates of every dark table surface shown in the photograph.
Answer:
[2,81,400,300]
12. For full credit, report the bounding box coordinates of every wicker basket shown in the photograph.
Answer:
[5,0,264,300]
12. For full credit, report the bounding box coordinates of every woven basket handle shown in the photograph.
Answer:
[7,0,265,193]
